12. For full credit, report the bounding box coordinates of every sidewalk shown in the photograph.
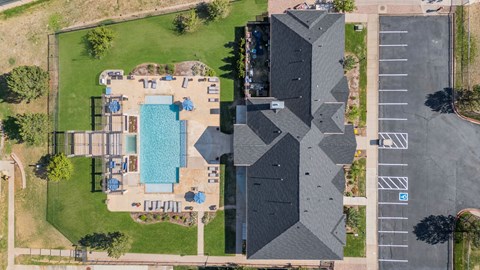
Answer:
[365,14,380,270]
[197,211,204,256]
[343,196,367,206]
[0,0,34,12]
[2,160,15,270]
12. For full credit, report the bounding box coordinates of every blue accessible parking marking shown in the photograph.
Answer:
[399,193,409,201]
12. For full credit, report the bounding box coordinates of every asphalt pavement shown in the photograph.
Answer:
[378,15,480,270]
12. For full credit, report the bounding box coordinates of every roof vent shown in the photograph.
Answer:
[270,101,285,113]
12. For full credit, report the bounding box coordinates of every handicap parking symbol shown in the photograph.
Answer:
[399,193,409,201]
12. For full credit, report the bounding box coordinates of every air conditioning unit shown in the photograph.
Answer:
[270,101,285,110]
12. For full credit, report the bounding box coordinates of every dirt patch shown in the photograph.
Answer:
[0,0,202,74]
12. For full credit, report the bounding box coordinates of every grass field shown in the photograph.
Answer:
[47,158,197,254]
[204,210,236,256]
[57,0,267,131]
[51,0,266,254]
[0,182,7,270]
[345,23,367,128]
[344,206,366,257]
[454,232,480,269]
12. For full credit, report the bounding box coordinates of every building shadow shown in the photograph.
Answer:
[91,96,103,131]
[413,215,455,244]
[424,88,453,113]
[90,158,103,192]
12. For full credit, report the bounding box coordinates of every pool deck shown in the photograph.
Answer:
[105,75,225,213]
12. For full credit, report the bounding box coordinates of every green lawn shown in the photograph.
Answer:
[51,0,267,254]
[204,210,236,256]
[47,158,197,254]
[454,232,480,269]
[345,23,367,127]
[344,206,366,257]
[57,0,267,131]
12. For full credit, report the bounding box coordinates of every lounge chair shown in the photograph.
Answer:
[208,98,219,102]
[177,202,182,212]
[208,173,219,177]
[208,166,218,171]
[209,179,219,183]
[144,200,150,212]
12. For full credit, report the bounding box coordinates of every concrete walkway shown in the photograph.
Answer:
[365,14,380,270]
[0,0,34,12]
[197,211,204,256]
[343,196,367,206]
[11,153,25,189]
[15,248,367,267]
[1,160,15,270]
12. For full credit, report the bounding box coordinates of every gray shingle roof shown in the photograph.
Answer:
[312,103,345,134]
[234,10,355,260]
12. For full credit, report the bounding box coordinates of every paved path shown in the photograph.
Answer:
[344,196,367,206]
[10,153,25,189]
[197,211,204,256]
[15,248,366,267]
[356,136,369,150]
[0,0,35,12]
[1,160,15,270]
[365,13,380,270]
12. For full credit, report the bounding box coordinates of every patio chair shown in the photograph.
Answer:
[144,200,149,212]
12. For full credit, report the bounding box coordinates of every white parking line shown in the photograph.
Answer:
[379,89,408,92]
[378,230,409,233]
[378,103,408,105]
[379,259,409,262]
[379,118,408,121]
[378,217,408,220]
[379,59,408,62]
[378,163,408,166]
[379,202,408,205]
[379,44,408,47]
[379,74,408,77]
[379,244,409,247]
[380,30,408,34]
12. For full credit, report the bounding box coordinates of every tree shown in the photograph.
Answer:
[6,66,49,102]
[207,0,231,21]
[173,9,199,34]
[343,55,356,72]
[333,0,356,13]
[15,113,48,145]
[107,233,132,258]
[457,85,480,112]
[79,231,131,258]
[47,153,74,182]
[86,26,115,59]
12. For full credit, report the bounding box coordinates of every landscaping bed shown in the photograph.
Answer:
[345,155,366,197]
[131,212,197,227]
[344,206,366,257]
[454,211,480,269]
[345,23,367,133]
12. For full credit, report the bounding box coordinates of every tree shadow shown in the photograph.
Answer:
[2,116,21,142]
[424,88,453,113]
[413,215,455,244]
[34,154,51,180]
[0,74,21,104]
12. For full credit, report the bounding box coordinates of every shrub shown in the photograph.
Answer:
[47,153,74,182]
[345,191,353,197]
[343,55,356,72]
[16,113,49,145]
[333,0,356,13]
[165,63,175,75]
[48,12,64,32]
[173,9,199,34]
[207,0,231,21]
[6,65,49,102]
[205,67,216,77]
[345,207,360,229]
[139,215,147,221]
[347,106,360,123]
[153,214,161,220]
[86,26,115,59]
[147,64,155,74]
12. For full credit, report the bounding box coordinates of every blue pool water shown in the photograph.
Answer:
[140,104,180,183]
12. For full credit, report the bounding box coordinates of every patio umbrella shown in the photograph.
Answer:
[183,99,194,111]
[109,100,121,113]
[107,178,120,191]
[194,192,206,204]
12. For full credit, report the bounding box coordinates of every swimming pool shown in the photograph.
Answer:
[140,104,180,183]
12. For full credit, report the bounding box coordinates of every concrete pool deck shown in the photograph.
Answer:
[105,75,231,213]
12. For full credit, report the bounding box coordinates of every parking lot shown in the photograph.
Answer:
[377,16,480,270]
